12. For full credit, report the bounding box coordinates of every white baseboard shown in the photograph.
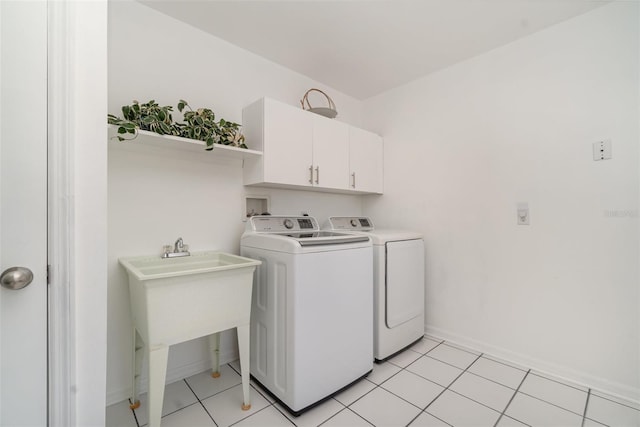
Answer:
[106,349,238,406]
[425,325,640,405]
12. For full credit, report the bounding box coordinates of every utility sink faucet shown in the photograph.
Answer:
[162,237,190,258]
[174,237,184,253]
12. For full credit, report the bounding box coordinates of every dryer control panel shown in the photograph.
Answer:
[326,216,374,231]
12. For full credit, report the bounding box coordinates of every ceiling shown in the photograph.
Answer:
[140,0,609,100]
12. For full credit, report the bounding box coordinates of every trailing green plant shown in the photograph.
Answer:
[108,99,246,150]
[108,100,180,141]
[177,101,220,150]
[175,100,246,150]
[107,115,137,141]
[218,118,246,149]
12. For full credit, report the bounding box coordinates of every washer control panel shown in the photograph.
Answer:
[326,216,374,231]
[249,215,319,232]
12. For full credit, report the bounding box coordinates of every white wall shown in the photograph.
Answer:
[363,2,639,401]
[107,0,364,404]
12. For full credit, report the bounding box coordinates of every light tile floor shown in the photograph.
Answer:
[106,336,640,427]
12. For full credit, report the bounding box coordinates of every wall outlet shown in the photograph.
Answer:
[517,202,530,225]
[592,140,612,161]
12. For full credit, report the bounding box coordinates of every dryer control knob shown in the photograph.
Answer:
[283,219,294,229]
[350,219,358,227]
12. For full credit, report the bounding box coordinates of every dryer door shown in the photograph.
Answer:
[386,239,425,328]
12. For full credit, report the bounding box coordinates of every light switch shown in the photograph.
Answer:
[517,202,529,225]
[593,140,612,161]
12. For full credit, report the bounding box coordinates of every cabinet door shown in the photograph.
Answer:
[263,99,313,187]
[349,127,383,193]
[312,116,349,190]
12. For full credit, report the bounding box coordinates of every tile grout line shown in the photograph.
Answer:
[517,388,590,417]
[294,336,444,424]
[119,341,639,427]
[431,336,597,418]
[474,353,529,372]
[318,406,376,427]
[404,352,485,426]
[493,368,531,427]
[422,353,476,372]
[372,342,450,426]
[338,340,446,424]
[345,359,411,408]
[233,383,283,426]
[465,369,523,391]
[445,386,514,418]
[132,393,213,427]
[229,404,287,427]
[227,362,279,408]
[188,369,283,427]
[588,391,640,412]
[128,398,142,427]
[231,360,377,426]
[411,412,453,427]
[348,406,377,427]
[271,404,297,427]
[455,358,590,418]
[527,370,590,394]
[378,374,439,415]
[419,340,487,372]
[366,341,444,404]
[134,377,244,427]
[229,361,349,427]
[187,366,248,401]
[183,378,220,427]
[581,388,591,427]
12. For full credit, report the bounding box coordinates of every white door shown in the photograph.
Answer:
[0,1,49,425]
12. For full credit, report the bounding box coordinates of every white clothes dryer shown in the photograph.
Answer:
[241,216,373,415]
[325,217,425,361]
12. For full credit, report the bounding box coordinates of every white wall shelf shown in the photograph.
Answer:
[108,125,263,161]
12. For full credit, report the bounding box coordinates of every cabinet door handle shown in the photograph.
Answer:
[351,172,356,188]
[309,165,313,184]
[315,166,320,184]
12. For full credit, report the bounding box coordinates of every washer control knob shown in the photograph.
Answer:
[283,218,294,229]
[350,219,358,227]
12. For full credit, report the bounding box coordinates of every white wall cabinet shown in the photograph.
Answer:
[243,97,382,194]
[349,127,383,194]
[311,115,350,190]
[259,98,313,187]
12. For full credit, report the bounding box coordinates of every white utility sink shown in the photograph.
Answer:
[120,251,258,280]
[119,251,261,427]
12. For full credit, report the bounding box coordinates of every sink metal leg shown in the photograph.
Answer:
[147,345,169,427]
[237,324,251,411]
[208,332,221,378]
[130,329,144,409]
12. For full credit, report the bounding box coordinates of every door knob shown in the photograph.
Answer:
[1,267,34,290]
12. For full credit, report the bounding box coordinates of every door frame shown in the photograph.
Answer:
[47,1,109,425]
[48,1,74,424]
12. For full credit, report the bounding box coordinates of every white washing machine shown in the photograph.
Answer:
[325,216,425,361]
[240,215,373,415]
